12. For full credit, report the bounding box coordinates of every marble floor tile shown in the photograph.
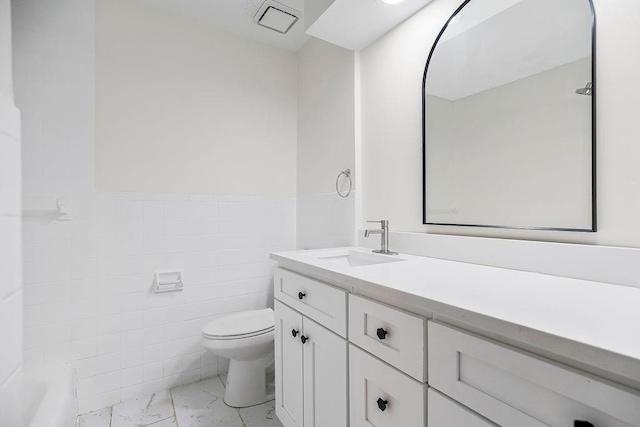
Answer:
[171,377,244,427]
[239,401,283,427]
[148,417,178,426]
[112,390,176,427]
[219,374,227,388]
[77,407,112,427]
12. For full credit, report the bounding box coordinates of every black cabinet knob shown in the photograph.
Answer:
[376,398,388,412]
[298,292,306,300]
[301,335,308,344]
[291,329,299,338]
[574,422,594,427]
[376,328,388,340]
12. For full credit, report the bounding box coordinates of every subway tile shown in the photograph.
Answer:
[201,202,218,218]
[73,337,98,360]
[143,326,164,346]
[120,366,143,388]
[163,373,183,389]
[160,193,189,201]
[143,361,163,382]
[121,329,144,351]
[44,259,72,282]
[120,347,144,369]
[163,218,184,236]
[163,201,187,218]
[143,201,164,219]
[189,194,212,202]
[143,308,166,328]
[119,200,145,219]
[72,318,97,341]
[0,293,22,383]
[140,380,164,397]
[76,353,121,379]
[143,343,165,364]
[182,352,201,372]
[97,333,121,355]
[22,240,44,264]
[120,384,144,403]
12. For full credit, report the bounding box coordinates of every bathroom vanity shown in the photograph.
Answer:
[271,248,640,427]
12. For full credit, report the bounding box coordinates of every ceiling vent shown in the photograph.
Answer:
[254,1,300,34]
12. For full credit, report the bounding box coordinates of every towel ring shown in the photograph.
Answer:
[336,169,352,198]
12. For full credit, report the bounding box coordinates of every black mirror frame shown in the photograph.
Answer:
[421,0,597,232]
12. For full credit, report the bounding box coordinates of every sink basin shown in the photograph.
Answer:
[306,249,405,267]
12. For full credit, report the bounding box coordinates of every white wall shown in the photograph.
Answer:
[297,37,357,249]
[0,0,22,425]
[15,0,295,414]
[95,0,298,196]
[0,0,12,99]
[360,0,640,247]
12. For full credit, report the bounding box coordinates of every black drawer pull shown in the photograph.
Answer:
[301,335,308,344]
[574,422,594,427]
[298,292,306,300]
[291,329,299,338]
[377,398,388,412]
[376,328,388,340]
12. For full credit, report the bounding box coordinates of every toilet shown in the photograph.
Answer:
[201,308,275,407]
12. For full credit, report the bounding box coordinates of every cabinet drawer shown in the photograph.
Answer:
[349,344,426,427]
[428,388,496,427]
[349,294,427,381]
[428,321,640,427]
[274,268,347,337]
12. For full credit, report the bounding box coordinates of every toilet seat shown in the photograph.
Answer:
[203,327,274,340]
[202,308,274,340]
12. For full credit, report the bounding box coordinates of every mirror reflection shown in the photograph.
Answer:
[423,0,595,231]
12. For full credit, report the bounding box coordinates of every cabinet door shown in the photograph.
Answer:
[428,389,497,427]
[349,344,426,427]
[275,300,304,427]
[302,317,348,427]
[429,321,640,427]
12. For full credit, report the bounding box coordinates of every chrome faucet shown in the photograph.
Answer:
[364,220,398,255]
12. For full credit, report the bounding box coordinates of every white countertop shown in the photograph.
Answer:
[271,247,640,369]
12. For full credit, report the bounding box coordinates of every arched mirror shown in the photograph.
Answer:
[423,0,596,231]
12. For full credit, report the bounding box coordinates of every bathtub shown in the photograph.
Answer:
[22,363,76,427]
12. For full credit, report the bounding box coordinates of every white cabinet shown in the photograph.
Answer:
[303,315,348,427]
[275,300,304,427]
[428,321,640,427]
[349,345,426,427]
[274,268,348,337]
[428,389,496,427]
[275,300,348,427]
[349,294,427,382]
[273,265,640,427]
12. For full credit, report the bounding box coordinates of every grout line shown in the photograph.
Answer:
[236,407,247,427]
[169,384,179,427]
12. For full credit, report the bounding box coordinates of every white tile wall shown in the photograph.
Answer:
[0,84,22,427]
[297,192,356,250]
[22,193,294,413]
[13,0,296,413]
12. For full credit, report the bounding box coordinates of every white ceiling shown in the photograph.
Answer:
[427,0,592,100]
[307,0,434,51]
[133,0,311,51]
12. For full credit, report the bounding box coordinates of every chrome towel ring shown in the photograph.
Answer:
[336,169,352,198]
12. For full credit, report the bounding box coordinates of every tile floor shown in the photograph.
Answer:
[77,375,283,427]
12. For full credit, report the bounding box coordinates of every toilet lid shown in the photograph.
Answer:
[202,308,274,338]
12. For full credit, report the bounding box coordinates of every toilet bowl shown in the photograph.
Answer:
[201,308,275,407]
